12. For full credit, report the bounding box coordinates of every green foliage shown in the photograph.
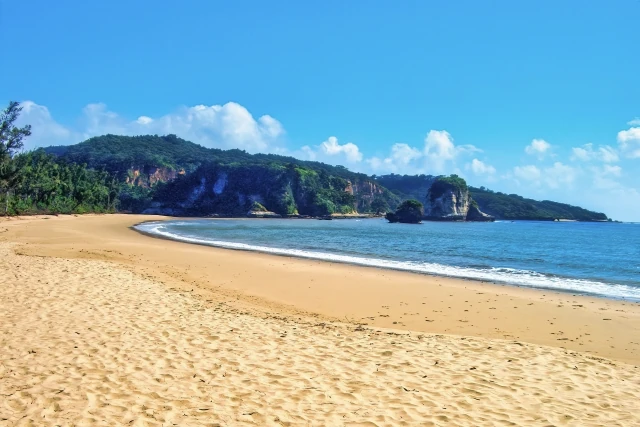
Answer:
[375,174,436,201]
[249,201,268,212]
[386,199,424,223]
[377,172,608,221]
[40,134,608,221]
[118,185,154,213]
[370,197,389,214]
[429,174,468,201]
[0,150,117,215]
[47,134,392,215]
[469,187,608,221]
[1,101,33,214]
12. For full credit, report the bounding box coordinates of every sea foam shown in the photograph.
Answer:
[135,221,640,301]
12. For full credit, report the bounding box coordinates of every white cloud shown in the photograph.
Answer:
[15,101,74,149]
[512,162,578,189]
[543,162,577,189]
[513,165,541,182]
[628,118,640,126]
[319,136,363,162]
[15,100,286,153]
[525,138,552,159]
[366,130,479,174]
[300,136,363,164]
[601,164,622,177]
[467,158,496,176]
[423,130,481,173]
[570,143,619,163]
[366,143,422,173]
[617,127,640,158]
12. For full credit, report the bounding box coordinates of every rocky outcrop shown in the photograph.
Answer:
[424,189,469,221]
[246,210,281,218]
[423,175,494,222]
[246,201,281,218]
[386,200,424,224]
[346,179,388,212]
[125,166,185,188]
[466,202,495,222]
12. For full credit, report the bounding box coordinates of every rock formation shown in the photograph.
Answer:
[386,200,424,224]
[423,175,494,222]
[246,201,281,218]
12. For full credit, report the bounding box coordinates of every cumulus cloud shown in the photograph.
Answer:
[300,136,363,164]
[424,130,480,172]
[466,159,496,176]
[14,100,286,153]
[513,165,542,182]
[617,126,640,158]
[366,143,422,173]
[543,162,577,189]
[524,138,552,159]
[366,130,480,174]
[15,101,75,149]
[512,162,578,189]
[628,118,640,126]
[570,143,619,163]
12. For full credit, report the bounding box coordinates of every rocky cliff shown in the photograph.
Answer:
[423,175,494,222]
[142,163,381,217]
[125,166,185,187]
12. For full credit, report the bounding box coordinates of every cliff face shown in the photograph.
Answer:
[424,188,470,221]
[144,164,377,217]
[125,166,185,188]
[346,179,389,212]
[423,176,494,222]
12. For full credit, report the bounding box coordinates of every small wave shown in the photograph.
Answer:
[135,222,640,301]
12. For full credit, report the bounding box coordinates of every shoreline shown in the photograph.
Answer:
[133,217,640,303]
[2,213,639,364]
[3,213,640,424]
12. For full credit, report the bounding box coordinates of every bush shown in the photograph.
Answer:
[386,199,424,223]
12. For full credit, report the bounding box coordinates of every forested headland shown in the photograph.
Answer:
[0,101,610,221]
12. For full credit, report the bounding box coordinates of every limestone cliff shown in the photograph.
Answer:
[345,179,390,212]
[125,166,185,188]
[423,175,494,222]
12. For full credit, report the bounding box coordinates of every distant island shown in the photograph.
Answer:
[0,105,610,222]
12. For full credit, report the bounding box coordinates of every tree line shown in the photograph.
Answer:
[0,101,118,215]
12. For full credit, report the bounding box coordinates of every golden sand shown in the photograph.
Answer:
[1,215,639,426]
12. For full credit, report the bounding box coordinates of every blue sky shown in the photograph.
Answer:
[2,1,640,220]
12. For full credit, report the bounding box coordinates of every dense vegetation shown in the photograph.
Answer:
[47,134,400,215]
[375,174,436,201]
[2,100,609,221]
[2,150,118,215]
[469,187,608,221]
[428,175,468,202]
[376,173,608,221]
[385,199,424,224]
[149,161,360,216]
[0,102,117,215]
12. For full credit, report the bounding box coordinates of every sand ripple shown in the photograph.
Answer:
[1,242,639,426]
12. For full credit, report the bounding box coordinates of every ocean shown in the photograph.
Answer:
[135,218,640,301]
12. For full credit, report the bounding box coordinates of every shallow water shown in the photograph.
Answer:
[135,219,640,301]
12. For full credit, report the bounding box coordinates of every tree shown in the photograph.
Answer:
[386,199,424,224]
[371,197,389,214]
[0,101,32,214]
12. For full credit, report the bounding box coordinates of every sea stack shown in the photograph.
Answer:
[423,175,494,222]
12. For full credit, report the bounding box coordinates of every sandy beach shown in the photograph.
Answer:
[1,214,639,426]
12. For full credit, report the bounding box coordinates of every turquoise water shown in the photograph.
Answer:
[135,219,640,301]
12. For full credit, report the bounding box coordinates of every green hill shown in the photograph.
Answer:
[375,174,608,221]
[43,135,609,221]
[46,134,400,215]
